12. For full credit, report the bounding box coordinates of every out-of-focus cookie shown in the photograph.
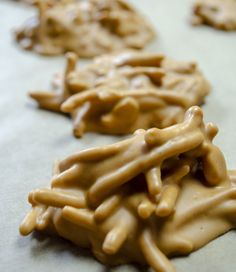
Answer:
[15,0,155,57]
[192,0,236,31]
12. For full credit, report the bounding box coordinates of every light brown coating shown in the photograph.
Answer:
[15,0,155,57]
[19,106,236,272]
[29,50,210,137]
[192,0,236,31]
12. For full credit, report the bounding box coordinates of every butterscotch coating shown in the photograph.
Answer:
[29,50,210,137]
[192,0,236,31]
[20,106,236,272]
[15,0,155,57]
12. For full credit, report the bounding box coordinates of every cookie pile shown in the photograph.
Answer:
[192,0,236,31]
[20,107,236,272]
[30,50,210,136]
[15,0,155,57]
[14,1,236,272]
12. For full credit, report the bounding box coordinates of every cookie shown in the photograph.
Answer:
[192,0,236,30]
[30,51,210,136]
[15,0,155,56]
[19,106,236,272]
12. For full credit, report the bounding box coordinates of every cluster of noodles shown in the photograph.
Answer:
[29,51,210,136]
[20,107,236,272]
[192,0,236,31]
[15,0,155,57]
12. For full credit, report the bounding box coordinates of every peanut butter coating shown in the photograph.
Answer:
[192,0,236,31]
[15,0,155,57]
[29,51,210,137]
[20,106,236,272]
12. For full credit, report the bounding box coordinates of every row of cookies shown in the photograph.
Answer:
[16,1,236,272]
[16,0,236,59]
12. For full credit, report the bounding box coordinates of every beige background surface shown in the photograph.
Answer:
[1,0,236,271]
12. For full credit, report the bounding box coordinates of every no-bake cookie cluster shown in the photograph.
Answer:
[15,0,155,57]
[15,1,236,272]
[192,0,236,31]
[30,50,210,136]
[20,107,236,272]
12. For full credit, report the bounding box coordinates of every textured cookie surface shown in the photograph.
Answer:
[192,0,236,30]
[15,0,155,57]
[20,106,236,272]
[30,50,210,136]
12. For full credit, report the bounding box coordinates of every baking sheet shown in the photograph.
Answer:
[1,0,236,271]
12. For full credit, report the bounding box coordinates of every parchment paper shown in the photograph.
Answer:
[1,0,236,271]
